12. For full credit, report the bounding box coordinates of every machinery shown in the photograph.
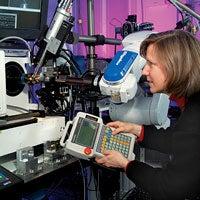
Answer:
[5,48,36,116]
[0,0,170,168]
[0,47,66,157]
[99,31,148,104]
[33,0,74,75]
[169,0,200,35]
[0,0,73,157]
[31,10,170,128]
[99,31,170,129]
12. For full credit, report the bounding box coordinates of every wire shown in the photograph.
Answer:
[81,68,101,78]
[62,48,73,57]
[60,50,82,76]
[109,17,122,56]
[7,105,29,113]
[62,49,82,73]
[109,18,122,27]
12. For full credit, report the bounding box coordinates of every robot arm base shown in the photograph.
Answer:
[109,92,170,129]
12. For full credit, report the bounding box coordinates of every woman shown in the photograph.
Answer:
[95,29,200,200]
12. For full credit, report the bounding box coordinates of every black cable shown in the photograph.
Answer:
[62,48,73,57]
[81,68,101,78]
[59,54,82,77]
[80,98,86,112]
[114,30,118,55]
[70,89,76,120]
[61,49,82,75]
[7,105,30,113]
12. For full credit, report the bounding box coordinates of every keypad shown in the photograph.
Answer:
[96,125,132,158]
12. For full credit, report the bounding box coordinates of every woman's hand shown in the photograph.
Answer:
[106,121,142,138]
[95,150,129,169]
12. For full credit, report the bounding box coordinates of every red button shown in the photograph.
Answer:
[84,147,92,155]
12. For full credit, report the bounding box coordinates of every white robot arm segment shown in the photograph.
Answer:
[99,31,170,129]
[99,50,141,103]
[99,31,152,104]
[109,90,170,129]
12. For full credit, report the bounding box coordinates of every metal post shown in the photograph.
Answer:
[87,0,95,74]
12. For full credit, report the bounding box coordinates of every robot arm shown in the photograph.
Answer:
[33,0,74,76]
[99,31,170,129]
[109,91,170,129]
[99,31,149,103]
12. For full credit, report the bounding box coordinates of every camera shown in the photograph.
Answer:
[121,15,154,38]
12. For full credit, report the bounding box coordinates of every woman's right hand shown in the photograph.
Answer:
[106,121,142,138]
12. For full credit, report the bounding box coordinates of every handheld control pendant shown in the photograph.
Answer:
[60,112,136,160]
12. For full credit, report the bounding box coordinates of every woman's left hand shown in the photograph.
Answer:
[95,150,129,169]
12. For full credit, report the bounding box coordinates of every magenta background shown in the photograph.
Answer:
[48,0,199,58]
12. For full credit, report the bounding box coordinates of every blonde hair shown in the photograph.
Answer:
[140,29,200,97]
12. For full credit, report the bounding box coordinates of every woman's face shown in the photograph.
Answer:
[142,44,168,94]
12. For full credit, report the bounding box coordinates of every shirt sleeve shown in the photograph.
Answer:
[136,125,144,142]
[139,125,173,154]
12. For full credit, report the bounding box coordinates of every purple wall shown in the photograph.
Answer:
[47,0,57,25]
[72,0,180,58]
[48,0,198,59]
